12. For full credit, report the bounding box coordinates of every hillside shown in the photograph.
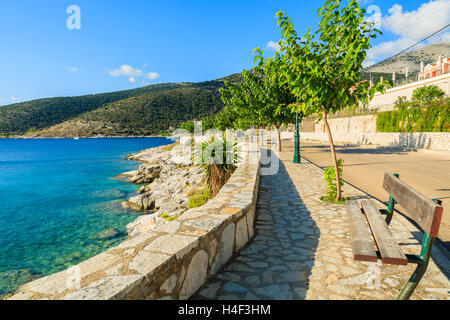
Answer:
[26,80,227,137]
[0,83,186,135]
[362,42,450,82]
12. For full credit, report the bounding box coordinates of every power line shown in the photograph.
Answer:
[386,24,450,61]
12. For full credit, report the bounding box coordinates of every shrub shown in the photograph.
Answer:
[376,98,449,132]
[187,189,211,208]
[411,85,445,103]
[179,121,194,133]
[321,159,345,202]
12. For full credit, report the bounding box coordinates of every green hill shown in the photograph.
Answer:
[21,80,231,137]
[0,83,186,135]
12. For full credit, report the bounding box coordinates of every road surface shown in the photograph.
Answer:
[282,140,450,246]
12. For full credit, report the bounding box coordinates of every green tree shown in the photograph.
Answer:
[213,107,242,131]
[220,63,297,151]
[412,85,445,103]
[272,1,388,201]
[179,121,194,133]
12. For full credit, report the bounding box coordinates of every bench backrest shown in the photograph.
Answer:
[383,172,443,237]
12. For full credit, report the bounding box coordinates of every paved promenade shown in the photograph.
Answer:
[192,149,450,300]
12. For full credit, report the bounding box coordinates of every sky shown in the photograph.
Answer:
[0,0,449,105]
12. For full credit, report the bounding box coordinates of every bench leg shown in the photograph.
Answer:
[397,261,429,300]
[397,234,434,300]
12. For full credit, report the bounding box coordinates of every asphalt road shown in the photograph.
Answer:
[282,140,450,245]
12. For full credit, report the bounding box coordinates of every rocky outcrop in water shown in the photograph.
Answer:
[120,143,205,235]
[93,228,123,240]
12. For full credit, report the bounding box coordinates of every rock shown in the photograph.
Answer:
[124,194,155,211]
[130,164,162,184]
[93,228,123,240]
[120,144,206,238]
[137,186,146,194]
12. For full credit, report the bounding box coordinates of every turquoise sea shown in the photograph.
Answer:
[0,137,172,297]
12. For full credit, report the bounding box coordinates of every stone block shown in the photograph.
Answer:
[143,234,199,260]
[180,250,208,299]
[128,251,171,275]
[235,217,249,252]
[210,223,235,276]
[62,275,142,300]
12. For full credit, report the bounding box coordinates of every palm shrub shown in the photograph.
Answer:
[196,135,240,197]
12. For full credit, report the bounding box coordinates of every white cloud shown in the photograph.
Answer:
[363,60,376,68]
[366,0,450,65]
[147,72,160,80]
[69,67,78,72]
[109,64,160,82]
[358,0,374,4]
[266,40,281,52]
[366,38,417,62]
[10,97,18,101]
[109,65,144,77]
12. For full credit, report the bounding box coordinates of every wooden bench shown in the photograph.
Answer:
[345,172,444,300]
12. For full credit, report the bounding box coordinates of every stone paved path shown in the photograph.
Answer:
[192,150,450,300]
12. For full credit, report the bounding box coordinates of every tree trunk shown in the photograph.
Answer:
[276,126,282,152]
[322,109,342,201]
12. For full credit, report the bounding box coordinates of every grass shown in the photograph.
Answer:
[320,196,353,205]
[160,213,178,221]
[187,188,211,208]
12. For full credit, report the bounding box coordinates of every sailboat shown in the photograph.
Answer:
[74,132,80,140]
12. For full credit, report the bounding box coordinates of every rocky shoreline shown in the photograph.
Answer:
[119,142,205,237]
[0,141,205,300]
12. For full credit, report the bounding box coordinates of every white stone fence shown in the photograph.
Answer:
[9,152,261,300]
[297,132,450,152]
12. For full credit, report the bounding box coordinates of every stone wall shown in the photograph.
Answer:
[299,132,450,151]
[8,152,261,300]
[283,114,449,152]
[313,115,377,134]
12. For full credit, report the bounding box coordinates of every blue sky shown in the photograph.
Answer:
[0,0,449,105]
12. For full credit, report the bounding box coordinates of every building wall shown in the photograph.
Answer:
[369,73,450,111]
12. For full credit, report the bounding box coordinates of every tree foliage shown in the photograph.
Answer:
[256,0,389,201]
[411,85,445,103]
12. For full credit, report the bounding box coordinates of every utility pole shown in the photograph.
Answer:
[293,110,300,164]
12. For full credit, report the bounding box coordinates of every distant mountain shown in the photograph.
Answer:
[0,73,241,137]
[362,42,450,82]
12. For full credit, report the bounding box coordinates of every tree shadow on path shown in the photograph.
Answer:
[191,150,320,300]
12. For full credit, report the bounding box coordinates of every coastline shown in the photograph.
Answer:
[0,135,169,139]
[0,138,178,299]
[6,143,261,300]
[118,141,205,237]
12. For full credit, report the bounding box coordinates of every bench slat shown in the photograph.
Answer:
[383,173,443,237]
[345,200,378,263]
[361,199,408,265]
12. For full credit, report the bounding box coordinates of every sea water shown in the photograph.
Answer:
[0,137,172,296]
